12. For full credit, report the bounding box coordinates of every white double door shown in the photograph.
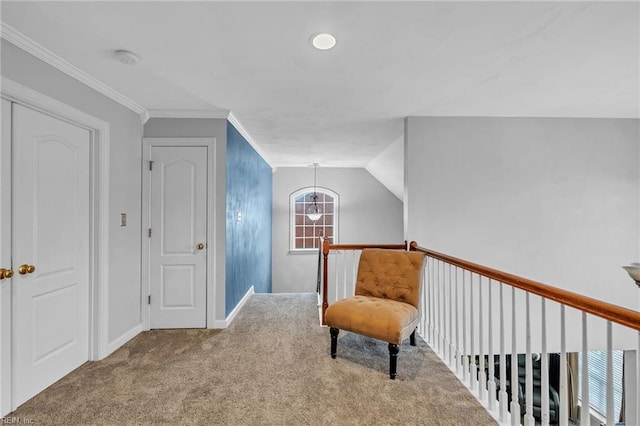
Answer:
[147,143,208,329]
[4,103,90,407]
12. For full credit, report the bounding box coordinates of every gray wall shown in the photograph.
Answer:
[405,116,640,351]
[1,40,144,346]
[143,118,228,324]
[272,167,403,293]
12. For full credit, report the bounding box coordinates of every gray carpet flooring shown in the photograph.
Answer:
[9,293,497,425]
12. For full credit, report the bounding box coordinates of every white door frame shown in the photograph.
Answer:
[1,99,13,416]
[142,137,217,330]
[0,77,111,413]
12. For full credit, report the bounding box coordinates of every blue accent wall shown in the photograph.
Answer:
[226,122,273,316]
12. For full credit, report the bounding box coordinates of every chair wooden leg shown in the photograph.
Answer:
[389,343,399,379]
[330,327,339,359]
[410,328,417,346]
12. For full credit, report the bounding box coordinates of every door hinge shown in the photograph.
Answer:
[148,295,151,305]
[148,228,152,238]
[148,160,154,171]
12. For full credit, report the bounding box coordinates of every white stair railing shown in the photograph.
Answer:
[319,241,640,426]
[414,244,640,426]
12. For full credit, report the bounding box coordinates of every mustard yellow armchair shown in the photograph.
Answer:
[325,248,425,379]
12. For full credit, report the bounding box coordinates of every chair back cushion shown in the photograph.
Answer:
[354,249,425,309]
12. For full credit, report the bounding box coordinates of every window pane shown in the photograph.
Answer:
[578,350,623,419]
[324,215,333,226]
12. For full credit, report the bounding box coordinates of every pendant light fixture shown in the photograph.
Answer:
[306,163,323,222]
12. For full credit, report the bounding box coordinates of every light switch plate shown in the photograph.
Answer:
[120,213,127,226]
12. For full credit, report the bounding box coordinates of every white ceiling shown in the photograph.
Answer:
[1,1,638,169]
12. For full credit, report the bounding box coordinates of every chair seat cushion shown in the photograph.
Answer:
[325,295,419,344]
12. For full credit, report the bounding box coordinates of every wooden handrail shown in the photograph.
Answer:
[323,242,408,253]
[320,240,408,324]
[412,244,640,332]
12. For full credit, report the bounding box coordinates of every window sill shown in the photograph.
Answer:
[288,250,320,255]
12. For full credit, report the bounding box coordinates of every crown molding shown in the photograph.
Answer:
[148,109,273,169]
[1,22,148,123]
[1,23,273,168]
[147,109,230,119]
[228,112,273,169]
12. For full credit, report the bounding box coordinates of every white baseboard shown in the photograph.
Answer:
[212,286,254,329]
[104,323,144,359]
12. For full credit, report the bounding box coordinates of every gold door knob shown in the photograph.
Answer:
[0,268,13,279]
[196,243,205,250]
[18,264,36,275]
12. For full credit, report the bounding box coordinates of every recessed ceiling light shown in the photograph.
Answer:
[114,50,139,65]
[311,33,336,50]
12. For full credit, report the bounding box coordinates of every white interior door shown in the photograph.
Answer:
[12,104,90,407]
[149,146,207,328]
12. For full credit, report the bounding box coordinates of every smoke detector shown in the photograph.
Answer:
[114,50,139,65]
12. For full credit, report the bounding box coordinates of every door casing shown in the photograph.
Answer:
[142,137,217,330]
[0,77,111,415]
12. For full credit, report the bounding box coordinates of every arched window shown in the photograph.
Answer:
[290,187,338,251]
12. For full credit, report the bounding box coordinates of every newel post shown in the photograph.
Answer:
[321,237,331,325]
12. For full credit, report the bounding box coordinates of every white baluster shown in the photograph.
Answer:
[463,269,468,382]
[511,287,520,426]
[626,330,640,426]
[449,263,454,367]
[333,251,339,304]
[478,275,486,401]
[541,299,549,426]
[435,259,440,354]
[524,293,534,426]
[488,278,496,411]
[437,260,442,355]
[470,272,477,391]
[559,305,568,426]
[580,313,590,426]
[455,266,461,374]
[499,282,508,422]
[637,331,640,426]
[342,251,347,299]
[606,321,613,426]
[421,261,427,337]
[430,257,435,346]
[440,261,445,358]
